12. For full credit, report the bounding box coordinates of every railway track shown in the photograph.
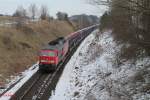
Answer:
[9,30,93,100]
[10,42,81,100]
[19,72,48,100]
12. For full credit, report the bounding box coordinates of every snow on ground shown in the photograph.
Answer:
[0,63,38,100]
[49,30,98,100]
[50,30,150,100]
[1,29,149,100]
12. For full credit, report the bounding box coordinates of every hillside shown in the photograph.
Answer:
[0,17,74,84]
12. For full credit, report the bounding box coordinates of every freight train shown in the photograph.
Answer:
[38,25,98,72]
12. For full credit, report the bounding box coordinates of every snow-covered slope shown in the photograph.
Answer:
[50,30,150,100]
[49,30,98,100]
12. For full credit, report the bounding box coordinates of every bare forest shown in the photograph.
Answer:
[92,0,150,59]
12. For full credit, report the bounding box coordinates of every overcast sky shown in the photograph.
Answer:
[0,0,107,17]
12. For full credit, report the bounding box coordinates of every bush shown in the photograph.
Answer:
[99,12,112,31]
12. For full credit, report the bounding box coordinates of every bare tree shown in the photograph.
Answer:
[91,0,150,58]
[13,6,27,29]
[13,6,27,18]
[56,12,68,21]
[29,4,37,20]
[40,5,49,20]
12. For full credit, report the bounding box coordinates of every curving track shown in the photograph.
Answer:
[9,28,96,100]
[10,40,82,100]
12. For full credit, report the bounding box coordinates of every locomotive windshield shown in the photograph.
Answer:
[40,50,56,57]
[48,52,55,56]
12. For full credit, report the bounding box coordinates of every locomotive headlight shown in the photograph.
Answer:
[41,60,47,62]
[50,60,55,63]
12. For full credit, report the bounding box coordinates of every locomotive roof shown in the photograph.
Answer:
[48,37,65,45]
[42,37,65,50]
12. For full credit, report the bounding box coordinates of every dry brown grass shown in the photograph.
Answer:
[0,19,74,84]
[0,16,16,21]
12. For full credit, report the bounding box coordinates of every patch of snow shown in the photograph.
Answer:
[49,30,98,100]
[0,63,39,100]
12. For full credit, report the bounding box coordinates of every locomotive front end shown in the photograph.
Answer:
[39,50,58,72]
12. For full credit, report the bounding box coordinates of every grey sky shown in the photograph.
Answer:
[0,0,107,17]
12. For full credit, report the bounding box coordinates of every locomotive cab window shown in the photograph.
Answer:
[40,50,56,57]
[49,52,56,57]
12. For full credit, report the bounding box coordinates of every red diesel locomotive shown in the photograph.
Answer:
[39,25,98,72]
[39,37,69,71]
